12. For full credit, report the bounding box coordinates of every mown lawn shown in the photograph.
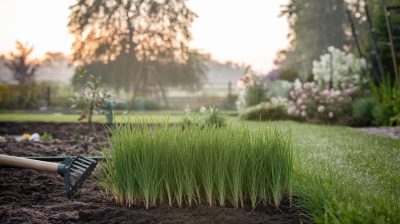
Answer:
[1,113,399,223]
[0,112,185,123]
[244,121,400,223]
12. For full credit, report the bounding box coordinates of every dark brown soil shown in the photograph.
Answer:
[0,122,107,141]
[0,122,304,224]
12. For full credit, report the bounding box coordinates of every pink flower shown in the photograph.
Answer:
[301,111,307,117]
[328,112,334,118]
[300,104,306,110]
[287,105,296,115]
[304,82,313,90]
[296,98,303,105]
[317,105,325,113]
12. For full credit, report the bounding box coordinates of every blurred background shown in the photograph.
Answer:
[0,0,399,127]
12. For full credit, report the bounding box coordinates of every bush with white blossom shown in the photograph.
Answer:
[312,46,367,89]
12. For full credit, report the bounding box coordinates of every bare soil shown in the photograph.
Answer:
[0,122,304,224]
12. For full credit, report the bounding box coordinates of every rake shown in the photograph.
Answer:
[0,154,97,197]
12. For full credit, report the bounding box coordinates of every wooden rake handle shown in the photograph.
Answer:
[0,154,59,174]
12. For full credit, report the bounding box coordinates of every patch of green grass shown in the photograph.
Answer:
[242,121,400,223]
[0,112,184,123]
[100,120,293,209]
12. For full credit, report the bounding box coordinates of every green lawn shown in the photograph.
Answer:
[0,112,185,123]
[1,113,399,223]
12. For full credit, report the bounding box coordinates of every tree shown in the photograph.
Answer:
[4,41,39,85]
[277,0,351,80]
[68,0,203,95]
[341,0,400,81]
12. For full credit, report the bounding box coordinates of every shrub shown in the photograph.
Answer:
[371,78,400,126]
[351,97,376,126]
[201,107,226,128]
[244,84,265,107]
[221,94,238,110]
[236,73,266,111]
[130,97,161,110]
[239,102,291,121]
[182,106,226,128]
[287,80,357,123]
[373,104,396,126]
[100,121,292,209]
[312,46,367,89]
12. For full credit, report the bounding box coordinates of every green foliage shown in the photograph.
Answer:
[244,84,265,107]
[278,0,348,80]
[0,82,66,110]
[239,102,291,121]
[201,107,226,128]
[69,133,87,141]
[41,132,54,141]
[182,106,226,129]
[100,120,292,209]
[70,69,111,125]
[372,103,396,126]
[130,98,161,111]
[221,94,238,110]
[351,97,376,126]
[278,67,298,82]
[371,78,400,125]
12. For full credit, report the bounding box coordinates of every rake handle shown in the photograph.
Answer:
[0,154,59,174]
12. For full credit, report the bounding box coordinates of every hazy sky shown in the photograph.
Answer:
[0,0,289,72]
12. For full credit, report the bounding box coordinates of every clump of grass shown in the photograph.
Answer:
[41,132,54,141]
[100,119,292,209]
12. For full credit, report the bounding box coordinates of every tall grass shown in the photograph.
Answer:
[100,120,292,209]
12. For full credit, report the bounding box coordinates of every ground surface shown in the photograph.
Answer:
[0,122,302,224]
[357,126,400,139]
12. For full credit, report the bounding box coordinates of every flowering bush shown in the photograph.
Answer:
[287,79,357,122]
[312,46,367,89]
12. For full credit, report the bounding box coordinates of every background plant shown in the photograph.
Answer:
[371,77,400,125]
[312,47,367,90]
[100,120,292,209]
[200,106,226,128]
[236,72,266,111]
[239,101,292,121]
[70,69,111,128]
[351,97,377,126]
[287,80,357,123]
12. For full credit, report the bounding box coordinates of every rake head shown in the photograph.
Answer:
[57,156,98,197]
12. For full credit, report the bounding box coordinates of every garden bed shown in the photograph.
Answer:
[0,122,303,224]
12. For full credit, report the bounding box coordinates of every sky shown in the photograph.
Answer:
[0,0,289,73]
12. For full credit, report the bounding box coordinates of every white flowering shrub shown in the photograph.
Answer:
[287,79,357,122]
[312,46,367,89]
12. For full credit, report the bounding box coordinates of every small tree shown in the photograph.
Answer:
[4,41,39,85]
[71,69,111,134]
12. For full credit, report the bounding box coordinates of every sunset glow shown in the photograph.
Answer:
[0,0,289,72]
